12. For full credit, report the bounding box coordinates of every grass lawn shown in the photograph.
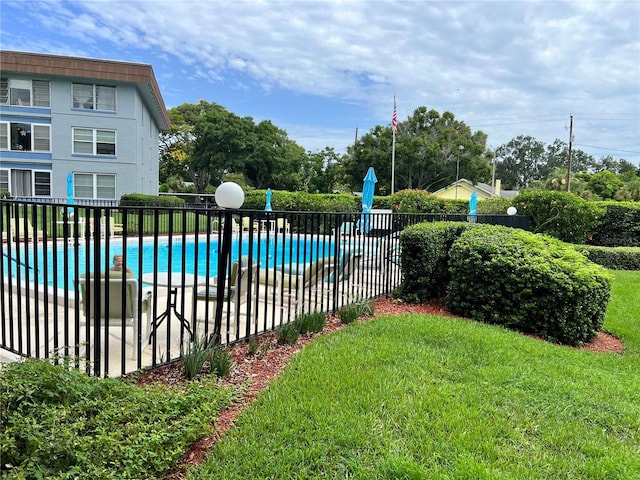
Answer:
[191,270,640,479]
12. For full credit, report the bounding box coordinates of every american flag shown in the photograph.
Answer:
[391,98,398,135]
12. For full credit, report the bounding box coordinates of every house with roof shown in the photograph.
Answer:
[0,51,170,202]
[432,178,518,201]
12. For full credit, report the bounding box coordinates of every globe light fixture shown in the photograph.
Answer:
[215,181,245,209]
[507,206,517,216]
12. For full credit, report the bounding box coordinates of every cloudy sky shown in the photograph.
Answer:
[2,0,639,165]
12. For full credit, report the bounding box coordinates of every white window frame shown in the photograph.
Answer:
[32,124,51,152]
[74,172,116,200]
[0,122,50,152]
[0,77,50,107]
[72,127,116,156]
[72,83,116,111]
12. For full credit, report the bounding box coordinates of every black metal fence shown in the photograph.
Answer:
[1,200,529,377]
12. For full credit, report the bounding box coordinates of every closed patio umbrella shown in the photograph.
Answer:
[66,173,75,204]
[265,188,272,211]
[360,167,377,233]
[468,190,478,222]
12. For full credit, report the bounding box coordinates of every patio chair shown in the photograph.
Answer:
[276,218,290,234]
[76,271,153,360]
[8,218,44,241]
[100,216,123,237]
[241,217,255,232]
[194,259,259,336]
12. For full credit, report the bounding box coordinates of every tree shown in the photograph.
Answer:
[495,135,546,189]
[545,139,596,178]
[343,107,489,194]
[300,147,344,193]
[161,101,313,193]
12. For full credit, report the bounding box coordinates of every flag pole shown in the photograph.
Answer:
[391,95,397,195]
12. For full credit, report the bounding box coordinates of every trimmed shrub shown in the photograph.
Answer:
[446,225,612,346]
[396,221,472,302]
[590,201,640,247]
[391,189,468,214]
[120,193,185,209]
[513,190,603,244]
[575,245,640,271]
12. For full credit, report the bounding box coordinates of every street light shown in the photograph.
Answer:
[213,181,244,344]
[455,145,464,200]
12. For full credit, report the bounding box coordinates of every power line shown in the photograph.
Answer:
[574,143,640,155]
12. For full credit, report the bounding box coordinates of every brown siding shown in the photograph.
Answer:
[1,50,170,129]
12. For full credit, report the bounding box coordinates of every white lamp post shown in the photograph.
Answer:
[213,182,244,343]
[455,145,464,200]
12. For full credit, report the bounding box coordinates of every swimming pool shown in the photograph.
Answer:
[3,234,337,291]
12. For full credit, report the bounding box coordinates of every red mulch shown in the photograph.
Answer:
[133,298,622,479]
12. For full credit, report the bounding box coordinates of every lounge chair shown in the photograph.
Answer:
[280,256,336,289]
[8,218,44,241]
[333,222,355,236]
[194,259,259,337]
[76,271,152,360]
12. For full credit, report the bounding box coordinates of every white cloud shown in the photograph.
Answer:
[2,0,638,163]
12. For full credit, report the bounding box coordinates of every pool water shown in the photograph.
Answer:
[3,234,336,291]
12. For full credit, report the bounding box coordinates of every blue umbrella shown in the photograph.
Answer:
[468,190,478,223]
[265,188,272,211]
[359,167,378,233]
[66,173,75,204]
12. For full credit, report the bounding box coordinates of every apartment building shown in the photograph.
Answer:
[0,51,170,201]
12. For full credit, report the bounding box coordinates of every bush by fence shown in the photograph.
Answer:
[396,222,612,346]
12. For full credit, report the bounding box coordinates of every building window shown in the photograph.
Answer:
[73,128,116,155]
[0,77,50,107]
[0,122,50,152]
[72,83,116,111]
[74,173,116,199]
[0,123,7,150]
[33,125,50,151]
[33,171,51,196]
[0,170,8,193]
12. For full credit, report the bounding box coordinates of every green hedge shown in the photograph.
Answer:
[590,201,640,247]
[446,225,612,346]
[241,189,359,212]
[389,189,468,214]
[396,222,472,302]
[120,193,185,208]
[574,245,640,271]
[513,190,603,244]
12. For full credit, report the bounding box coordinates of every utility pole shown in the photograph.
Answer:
[491,149,496,194]
[566,115,573,192]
